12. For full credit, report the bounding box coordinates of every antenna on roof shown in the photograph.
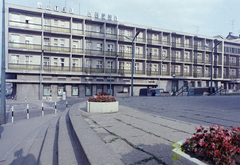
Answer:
[231,19,235,34]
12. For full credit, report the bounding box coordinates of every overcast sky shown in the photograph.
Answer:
[0,0,240,71]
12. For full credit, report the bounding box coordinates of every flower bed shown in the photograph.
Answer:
[173,125,240,165]
[94,92,110,98]
[116,91,129,98]
[87,95,118,113]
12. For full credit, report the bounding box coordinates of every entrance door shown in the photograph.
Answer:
[172,80,178,93]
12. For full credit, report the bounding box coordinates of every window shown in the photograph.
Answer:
[54,58,58,66]
[205,54,209,61]
[153,34,158,40]
[45,19,50,25]
[162,64,167,72]
[85,84,92,96]
[60,20,64,27]
[153,64,158,72]
[25,16,33,24]
[108,44,113,52]
[96,61,102,68]
[205,67,209,73]
[197,66,202,73]
[198,41,202,46]
[185,38,190,45]
[126,62,131,70]
[96,85,103,94]
[97,43,103,50]
[119,62,124,69]
[72,59,78,67]
[86,60,91,67]
[153,49,158,56]
[73,23,82,30]
[106,27,112,34]
[135,47,140,54]
[60,58,64,67]
[176,51,180,58]
[25,36,33,44]
[11,34,19,42]
[135,62,139,71]
[184,51,190,59]
[230,69,236,75]
[86,24,91,31]
[60,39,65,47]
[12,14,20,21]
[54,19,58,26]
[43,84,51,96]
[72,85,79,96]
[126,30,132,37]
[184,66,189,73]
[119,29,124,35]
[127,46,132,53]
[25,56,32,64]
[162,49,167,57]
[107,61,113,69]
[44,57,50,66]
[11,55,19,64]
[163,35,167,41]
[58,85,65,96]
[44,38,50,45]
[176,38,181,43]
[86,42,92,49]
[73,41,79,48]
[107,85,114,96]
[197,53,202,59]
[173,65,180,72]
[96,26,101,32]
[119,45,124,52]
[54,39,58,46]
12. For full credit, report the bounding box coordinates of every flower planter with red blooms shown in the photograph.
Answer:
[116,91,129,98]
[172,125,240,165]
[94,92,110,98]
[87,95,118,113]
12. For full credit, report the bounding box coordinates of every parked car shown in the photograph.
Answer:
[147,88,164,97]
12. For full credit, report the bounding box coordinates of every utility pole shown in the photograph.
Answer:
[1,0,6,124]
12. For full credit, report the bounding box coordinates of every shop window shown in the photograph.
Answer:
[58,85,65,96]
[85,84,92,96]
[72,85,79,96]
[107,85,114,96]
[43,84,51,96]
[96,84,103,94]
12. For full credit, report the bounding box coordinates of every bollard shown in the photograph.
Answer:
[25,97,26,102]
[12,106,14,123]
[27,104,29,119]
[55,102,57,114]
[42,103,44,116]
[66,101,68,108]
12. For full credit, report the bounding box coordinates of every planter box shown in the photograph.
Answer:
[172,138,207,165]
[86,101,119,113]
[116,93,129,98]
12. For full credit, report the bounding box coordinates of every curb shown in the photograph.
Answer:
[69,104,124,165]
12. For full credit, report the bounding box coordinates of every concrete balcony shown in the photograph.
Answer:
[147,70,159,75]
[85,31,104,38]
[118,69,131,74]
[8,63,40,70]
[147,39,161,45]
[72,67,83,72]
[118,52,132,58]
[105,69,117,73]
[43,65,70,72]
[85,68,104,73]
[9,21,42,30]
[106,33,117,40]
[72,48,83,54]
[135,70,145,74]
[44,25,70,33]
[135,54,145,59]
[44,45,70,53]
[85,49,104,56]
[9,42,41,51]
[147,55,161,60]
[171,57,184,62]
[106,51,117,57]
[171,72,183,76]
[72,29,83,35]
[136,37,146,43]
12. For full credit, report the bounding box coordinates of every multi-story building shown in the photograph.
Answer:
[4,3,240,100]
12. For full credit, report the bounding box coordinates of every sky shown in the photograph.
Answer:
[0,0,240,70]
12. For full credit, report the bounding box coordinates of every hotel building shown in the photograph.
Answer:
[4,3,240,100]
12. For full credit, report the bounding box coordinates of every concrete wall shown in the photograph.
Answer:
[17,84,39,100]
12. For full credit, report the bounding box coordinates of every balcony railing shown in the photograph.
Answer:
[196,59,204,64]
[147,55,161,60]
[162,41,171,46]
[44,45,70,52]
[135,70,145,74]
[9,42,41,50]
[106,51,117,56]
[205,60,211,64]
[118,35,132,42]
[205,73,211,77]
[147,70,159,75]
[147,39,161,45]
[43,65,70,71]
[8,63,40,70]
[72,48,83,54]
[224,62,229,66]
[193,73,204,77]
[230,75,238,79]
[135,54,145,59]
[171,57,183,62]
[171,72,183,76]
[106,33,117,39]
[118,69,131,74]
[184,72,192,76]
[197,46,205,50]
[72,67,83,72]
[229,62,237,66]
[105,69,117,73]
[118,52,132,58]
[184,58,192,62]
[214,74,222,78]
[85,31,104,38]
[185,44,193,49]
[162,71,170,76]
[72,29,84,35]
[171,42,184,48]
[85,67,104,73]
[136,37,146,43]
[9,21,42,30]
[85,49,104,55]
[44,25,70,33]
[224,75,229,79]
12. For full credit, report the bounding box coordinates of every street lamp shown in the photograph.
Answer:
[203,41,221,95]
[125,30,141,97]
[110,55,118,96]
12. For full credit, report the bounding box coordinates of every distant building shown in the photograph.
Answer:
[4,3,240,100]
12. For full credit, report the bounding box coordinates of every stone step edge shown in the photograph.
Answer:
[69,103,124,165]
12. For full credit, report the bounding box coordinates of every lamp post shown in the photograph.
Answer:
[125,30,141,97]
[203,41,221,95]
[110,55,118,96]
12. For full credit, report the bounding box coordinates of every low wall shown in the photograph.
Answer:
[86,101,119,113]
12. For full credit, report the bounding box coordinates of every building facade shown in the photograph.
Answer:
[4,3,240,100]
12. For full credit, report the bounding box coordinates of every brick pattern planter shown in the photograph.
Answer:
[172,139,207,165]
[116,93,129,98]
[86,101,119,113]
